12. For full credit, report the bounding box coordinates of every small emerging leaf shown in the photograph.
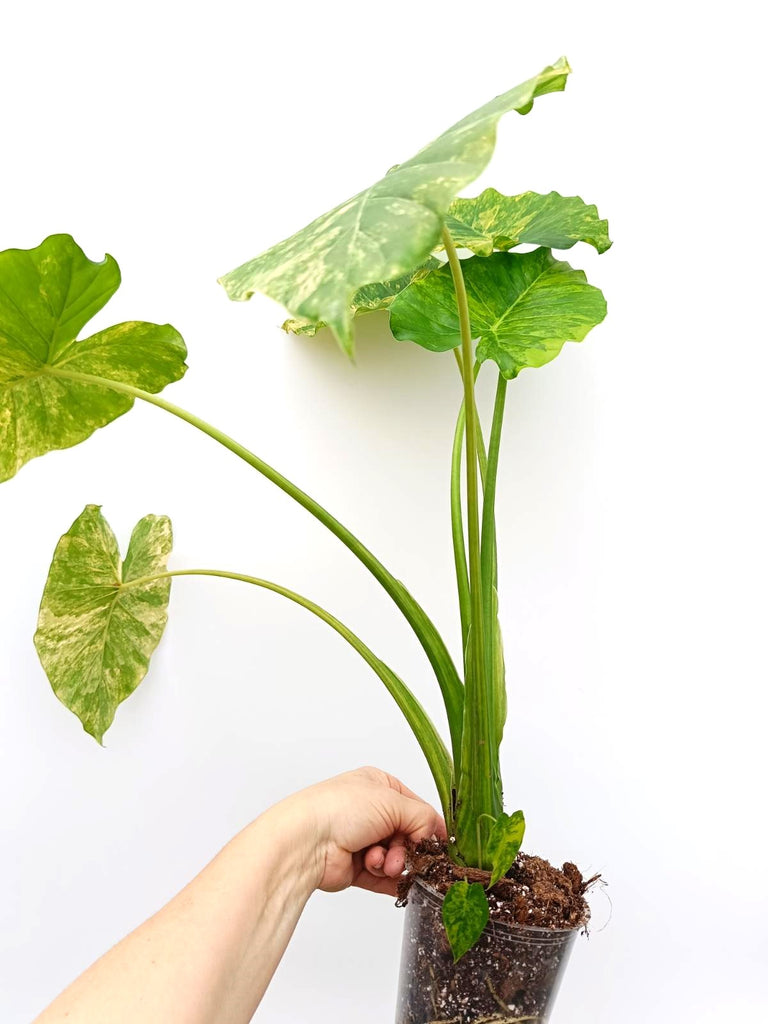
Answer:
[442,879,490,962]
[443,188,612,256]
[389,248,607,378]
[486,810,526,888]
[0,234,187,483]
[282,257,441,336]
[34,505,173,744]
[220,58,571,353]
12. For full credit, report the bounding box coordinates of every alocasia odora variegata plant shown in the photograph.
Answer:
[0,57,610,959]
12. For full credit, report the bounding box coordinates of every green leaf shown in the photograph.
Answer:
[443,188,612,256]
[282,257,441,336]
[0,234,187,482]
[442,880,490,962]
[486,810,526,888]
[389,248,607,378]
[219,58,571,354]
[34,505,173,744]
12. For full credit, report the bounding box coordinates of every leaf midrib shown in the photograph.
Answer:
[486,257,557,338]
[91,576,159,723]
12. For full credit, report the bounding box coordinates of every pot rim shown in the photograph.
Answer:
[409,874,585,938]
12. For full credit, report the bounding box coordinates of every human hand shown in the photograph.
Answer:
[31,767,445,1023]
[265,766,447,896]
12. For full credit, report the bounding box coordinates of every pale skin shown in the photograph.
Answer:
[34,766,446,1023]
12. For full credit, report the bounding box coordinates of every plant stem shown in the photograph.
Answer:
[480,373,508,753]
[43,364,464,769]
[443,232,483,657]
[122,567,454,823]
[450,405,471,657]
[442,228,500,866]
[452,351,487,485]
[450,361,487,662]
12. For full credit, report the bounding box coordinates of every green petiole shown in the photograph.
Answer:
[42,364,465,771]
[121,567,454,822]
[481,374,508,749]
[450,359,489,661]
[443,229,502,865]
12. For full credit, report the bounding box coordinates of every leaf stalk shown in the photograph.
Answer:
[42,364,464,771]
[122,567,454,822]
[442,229,501,864]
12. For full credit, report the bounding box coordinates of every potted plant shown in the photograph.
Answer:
[0,57,609,1021]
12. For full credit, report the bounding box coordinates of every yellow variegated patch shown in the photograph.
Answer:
[486,810,526,888]
[0,234,187,482]
[220,59,571,354]
[34,506,173,743]
[282,257,441,337]
[443,189,612,257]
[442,880,490,963]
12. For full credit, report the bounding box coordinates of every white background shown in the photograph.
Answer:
[1,2,765,1021]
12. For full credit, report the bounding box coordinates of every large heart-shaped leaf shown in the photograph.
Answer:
[279,187,611,337]
[34,505,173,744]
[486,810,526,888]
[389,248,607,378]
[442,879,490,962]
[282,257,440,336]
[443,189,612,256]
[0,234,187,482]
[219,58,571,353]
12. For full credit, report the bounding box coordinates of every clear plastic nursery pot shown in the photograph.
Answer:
[396,877,578,1023]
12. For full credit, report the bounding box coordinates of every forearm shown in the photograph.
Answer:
[34,805,322,1024]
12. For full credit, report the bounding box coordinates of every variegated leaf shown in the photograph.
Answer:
[443,189,612,256]
[282,257,441,336]
[389,249,607,378]
[486,810,526,888]
[0,234,187,482]
[442,880,490,962]
[34,505,173,744]
[219,58,571,353]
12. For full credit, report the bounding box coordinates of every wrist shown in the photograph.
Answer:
[251,796,327,897]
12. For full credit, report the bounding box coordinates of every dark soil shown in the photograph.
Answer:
[396,839,597,930]
[394,842,600,1022]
